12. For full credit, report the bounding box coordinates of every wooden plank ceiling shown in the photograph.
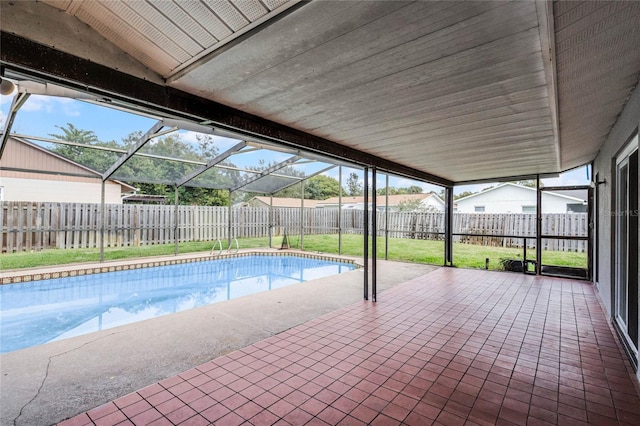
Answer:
[3,0,640,184]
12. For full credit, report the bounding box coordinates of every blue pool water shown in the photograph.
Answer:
[0,255,355,353]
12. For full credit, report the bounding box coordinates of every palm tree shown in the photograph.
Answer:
[49,122,99,144]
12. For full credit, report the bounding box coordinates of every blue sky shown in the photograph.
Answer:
[1,93,589,194]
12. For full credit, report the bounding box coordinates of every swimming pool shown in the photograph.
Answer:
[0,254,355,353]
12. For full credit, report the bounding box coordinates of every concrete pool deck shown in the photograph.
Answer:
[0,251,436,426]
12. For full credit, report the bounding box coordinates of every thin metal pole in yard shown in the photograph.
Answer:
[174,186,179,256]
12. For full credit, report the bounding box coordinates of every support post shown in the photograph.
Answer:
[228,190,232,246]
[269,194,273,248]
[338,166,343,255]
[445,186,454,266]
[372,167,377,302]
[385,174,389,260]
[363,167,369,300]
[536,175,542,275]
[100,180,105,262]
[174,186,179,256]
[300,180,305,250]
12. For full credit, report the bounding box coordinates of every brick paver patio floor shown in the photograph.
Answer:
[59,268,640,425]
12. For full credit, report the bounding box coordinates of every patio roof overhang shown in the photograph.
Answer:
[0,1,637,188]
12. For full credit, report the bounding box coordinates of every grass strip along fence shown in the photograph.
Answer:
[1,234,587,272]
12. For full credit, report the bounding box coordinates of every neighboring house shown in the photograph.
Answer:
[240,196,323,208]
[454,183,587,214]
[0,136,135,204]
[318,193,445,211]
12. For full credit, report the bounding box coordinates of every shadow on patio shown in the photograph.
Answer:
[62,268,640,425]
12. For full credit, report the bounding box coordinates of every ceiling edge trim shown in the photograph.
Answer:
[0,31,452,187]
[455,172,560,187]
[536,0,561,169]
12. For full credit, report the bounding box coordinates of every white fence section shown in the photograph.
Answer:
[1,202,588,253]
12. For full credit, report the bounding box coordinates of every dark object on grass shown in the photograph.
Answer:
[500,259,523,272]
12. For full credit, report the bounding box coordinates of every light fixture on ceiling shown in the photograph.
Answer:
[0,77,16,96]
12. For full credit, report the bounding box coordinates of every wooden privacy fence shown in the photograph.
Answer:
[1,202,588,253]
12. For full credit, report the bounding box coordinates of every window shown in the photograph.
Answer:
[0,186,3,201]
[474,206,485,212]
[522,205,536,213]
[567,203,587,213]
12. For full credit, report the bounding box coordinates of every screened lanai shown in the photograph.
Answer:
[1,79,433,299]
[1,80,342,196]
[1,2,640,425]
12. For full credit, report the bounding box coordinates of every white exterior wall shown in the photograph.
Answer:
[420,196,445,211]
[593,82,640,379]
[592,81,640,361]
[0,177,124,204]
[456,185,576,213]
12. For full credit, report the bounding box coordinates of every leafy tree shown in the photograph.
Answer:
[513,180,542,188]
[275,175,341,199]
[48,124,231,206]
[397,199,424,212]
[377,186,400,195]
[455,190,476,200]
[346,172,362,196]
[50,122,98,145]
[377,185,423,195]
[50,123,122,173]
[305,175,340,199]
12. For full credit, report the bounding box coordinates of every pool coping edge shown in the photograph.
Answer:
[0,250,361,285]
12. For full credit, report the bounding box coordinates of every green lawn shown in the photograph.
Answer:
[0,234,587,271]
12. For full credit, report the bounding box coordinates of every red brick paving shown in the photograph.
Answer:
[59,268,640,425]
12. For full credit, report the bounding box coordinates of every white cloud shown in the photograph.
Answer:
[20,95,80,117]
[177,130,244,149]
[0,94,14,106]
[178,130,201,144]
[0,109,5,127]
